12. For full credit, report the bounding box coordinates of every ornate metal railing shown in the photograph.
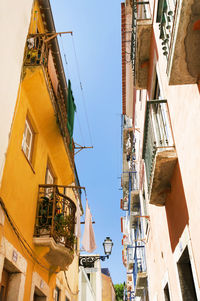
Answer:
[157,0,174,59]
[24,36,48,66]
[143,100,174,190]
[131,1,151,75]
[34,185,76,249]
[122,167,139,192]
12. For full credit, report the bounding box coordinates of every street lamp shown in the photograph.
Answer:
[79,237,113,268]
[103,237,113,256]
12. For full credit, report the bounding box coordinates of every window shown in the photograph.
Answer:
[0,258,25,301]
[0,269,9,300]
[177,247,197,301]
[45,164,55,184]
[45,163,55,196]
[153,73,161,100]
[33,286,47,301]
[164,283,170,301]
[54,287,60,301]
[156,0,167,23]
[22,118,34,162]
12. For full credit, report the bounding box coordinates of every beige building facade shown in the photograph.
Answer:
[121,0,200,300]
[0,0,33,181]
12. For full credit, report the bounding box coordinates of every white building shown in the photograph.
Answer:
[79,255,102,301]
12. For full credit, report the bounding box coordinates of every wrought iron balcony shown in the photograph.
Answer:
[143,100,177,206]
[24,36,48,66]
[122,168,139,206]
[133,246,147,297]
[157,0,200,85]
[131,0,152,89]
[33,184,76,269]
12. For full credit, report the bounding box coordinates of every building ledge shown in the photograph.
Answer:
[33,236,74,270]
[135,272,147,296]
[163,0,200,84]
[135,20,152,89]
[149,148,177,206]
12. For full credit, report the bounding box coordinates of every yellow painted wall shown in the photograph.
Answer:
[0,1,79,300]
[102,273,116,301]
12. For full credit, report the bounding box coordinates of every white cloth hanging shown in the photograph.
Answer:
[82,200,97,253]
[75,203,81,238]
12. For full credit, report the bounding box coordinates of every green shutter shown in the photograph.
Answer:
[66,80,76,149]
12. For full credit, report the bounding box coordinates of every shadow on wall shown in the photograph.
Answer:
[165,161,189,252]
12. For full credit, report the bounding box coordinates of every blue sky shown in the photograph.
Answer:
[50,0,125,284]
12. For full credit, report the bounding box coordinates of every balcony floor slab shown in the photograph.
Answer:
[33,236,74,270]
[168,0,200,84]
[135,20,152,89]
[135,272,148,296]
[150,149,177,206]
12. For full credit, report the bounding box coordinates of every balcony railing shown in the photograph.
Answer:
[121,198,129,211]
[24,36,48,66]
[122,170,138,191]
[143,100,177,206]
[131,1,152,89]
[34,185,76,250]
[127,246,134,270]
[157,0,174,59]
[133,245,147,296]
[157,0,200,85]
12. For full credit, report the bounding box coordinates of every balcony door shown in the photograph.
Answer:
[0,269,9,301]
[45,163,55,198]
[45,165,54,185]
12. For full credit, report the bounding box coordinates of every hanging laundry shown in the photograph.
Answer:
[27,37,34,49]
[82,200,97,253]
[75,203,81,238]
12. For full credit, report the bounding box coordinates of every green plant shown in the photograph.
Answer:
[114,283,124,301]
[54,214,76,247]
[38,196,53,227]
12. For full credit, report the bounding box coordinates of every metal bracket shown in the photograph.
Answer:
[134,215,150,220]
[79,255,109,268]
[74,143,93,155]
[28,31,73,43]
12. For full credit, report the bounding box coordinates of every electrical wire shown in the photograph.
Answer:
[0,197,53,273]
[76,110,86,146]
[71,35,94,147]
[60,36,71,81]
[64,271,79,296]
[59,35,85,146]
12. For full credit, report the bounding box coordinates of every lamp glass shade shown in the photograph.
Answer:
[103,237,113,255]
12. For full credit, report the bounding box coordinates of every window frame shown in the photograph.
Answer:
[22,117,35,163]
[45,164,55,185]
[54,286,60,301]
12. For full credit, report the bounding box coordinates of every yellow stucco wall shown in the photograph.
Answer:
[0,1,79,300]
[102,273,116,301]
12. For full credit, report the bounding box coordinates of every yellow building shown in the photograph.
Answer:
[0,0,83,300]
[101,269,116,301]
